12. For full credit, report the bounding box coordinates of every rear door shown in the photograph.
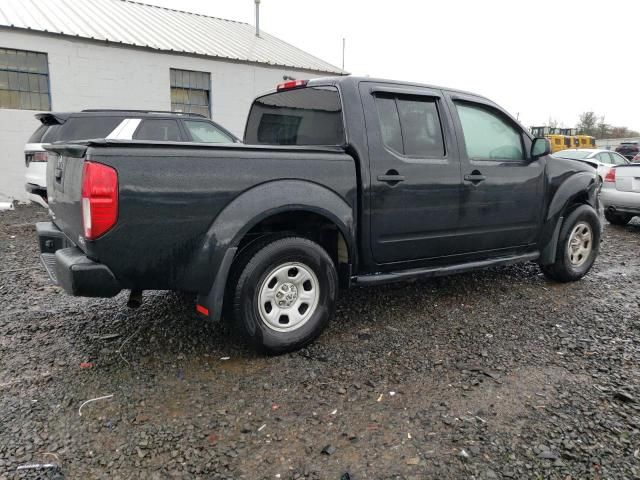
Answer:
[446,93,544,256]
[360,82,462,264]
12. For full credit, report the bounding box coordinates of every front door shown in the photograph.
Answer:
[446,94,545,256]
[360,82,462,264]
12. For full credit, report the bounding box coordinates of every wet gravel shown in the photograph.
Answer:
[1,204,639,479]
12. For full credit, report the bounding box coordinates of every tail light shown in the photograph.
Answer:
[25,151,48,166]
[81,162,118,240]
[276,79,308,91]
[604,167,616,183]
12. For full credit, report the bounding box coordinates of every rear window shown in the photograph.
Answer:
[245,86,344,146]
[28,124,49,143]
[40,124,64,143]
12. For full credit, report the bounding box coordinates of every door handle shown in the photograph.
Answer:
[377,170,405,184]
[464,172,486,183]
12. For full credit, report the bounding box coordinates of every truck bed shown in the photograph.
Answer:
[46,139,356,293]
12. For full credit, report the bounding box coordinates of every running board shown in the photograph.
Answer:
[353,251,540,286]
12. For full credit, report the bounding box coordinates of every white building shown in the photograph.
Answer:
[0,0,344,201]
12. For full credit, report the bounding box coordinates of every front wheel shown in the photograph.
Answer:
[541,205,600,283]
[227,236,338,354]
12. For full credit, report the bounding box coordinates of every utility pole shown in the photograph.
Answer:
[255,0,260,37]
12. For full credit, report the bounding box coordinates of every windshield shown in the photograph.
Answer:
[245,86,345,146]
[553,150,592,159]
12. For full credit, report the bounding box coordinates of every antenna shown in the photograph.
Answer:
[342,38,345,71]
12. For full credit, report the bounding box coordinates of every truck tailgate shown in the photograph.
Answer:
[45,144,88,248]
[614,165,640,193]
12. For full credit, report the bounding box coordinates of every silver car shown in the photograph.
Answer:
[601,164,640,225]
[553,149,629,182]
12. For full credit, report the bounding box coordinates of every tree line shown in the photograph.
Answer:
[576,112,640,139]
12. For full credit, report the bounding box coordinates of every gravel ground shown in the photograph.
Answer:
[1,204,639,480]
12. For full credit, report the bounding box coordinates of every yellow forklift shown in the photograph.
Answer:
[530,126,570,153]
[575,135,596,148]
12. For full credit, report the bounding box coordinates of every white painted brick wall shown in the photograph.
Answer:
[0,29,325,201]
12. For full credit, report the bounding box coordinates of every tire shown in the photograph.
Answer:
[227,236,338,354]
[541,205,600,283]
[604,210,632,226]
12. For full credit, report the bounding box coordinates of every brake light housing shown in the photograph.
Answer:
[81,161,118,240]
[276,79,308,91]
[604,167,616,183]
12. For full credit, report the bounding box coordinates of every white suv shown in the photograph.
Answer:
[25,110,239,204]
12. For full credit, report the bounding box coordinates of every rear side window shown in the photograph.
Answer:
[597,152,612,164]
[455,102,524,161]
[184,120,234,143]
[611,153,628,166]
[374,94,445,157]
[50,116,123,142]
[245,86,344,145]
[28,124,48,143]
[134,119,181,141]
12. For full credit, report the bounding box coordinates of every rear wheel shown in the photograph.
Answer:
[227,236,337,354]
[604,210,632,226]
[541,205,600,282]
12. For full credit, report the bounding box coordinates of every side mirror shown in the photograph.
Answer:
[531,137,551,159]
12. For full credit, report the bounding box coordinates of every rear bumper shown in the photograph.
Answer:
[600,188,640,215]
[36,222,121,297]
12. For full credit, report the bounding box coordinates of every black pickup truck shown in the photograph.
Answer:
[37,76,601,353]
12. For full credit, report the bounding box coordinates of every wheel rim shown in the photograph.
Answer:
[567,222,593,267]
[257,262,320,332]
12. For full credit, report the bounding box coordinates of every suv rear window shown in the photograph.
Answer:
[245,86,344,146]
[41,116,123,142]
[28,124,49,143]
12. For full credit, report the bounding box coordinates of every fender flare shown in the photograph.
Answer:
[539,172,599,265]
[195,180,355,321]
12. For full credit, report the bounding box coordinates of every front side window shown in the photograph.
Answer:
[374,94,445,157]
[184,120,234,143]
[0,48,50,111]
[456,102,524,161]
[170,68,210,118]
[134,119,181,141]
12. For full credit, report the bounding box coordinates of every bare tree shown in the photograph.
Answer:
[577,112,598,136]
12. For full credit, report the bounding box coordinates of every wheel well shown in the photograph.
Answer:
[236,211,351,286]
[567,191,589,211]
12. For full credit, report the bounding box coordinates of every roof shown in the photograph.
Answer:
[0,0,344,74]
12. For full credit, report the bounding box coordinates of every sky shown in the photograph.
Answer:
[142,0,638,132]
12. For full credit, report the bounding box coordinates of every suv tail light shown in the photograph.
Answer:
[25,151,48,166]
[32,152,48,162]
[81,162,118,240]
[604,167,616,183]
